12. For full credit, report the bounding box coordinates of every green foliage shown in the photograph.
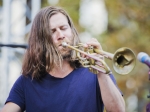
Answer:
[0,0,2,6]
[104,0,150,111]
[104,0,150,52]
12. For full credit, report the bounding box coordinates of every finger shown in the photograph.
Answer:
[78,43,88,48]
[95,61,103,67]
[86,38,102,50]
[85,53,99,59]
[88,53,104,60]
[90,65,106,73]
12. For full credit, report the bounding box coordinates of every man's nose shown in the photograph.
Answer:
[57,29,65,40]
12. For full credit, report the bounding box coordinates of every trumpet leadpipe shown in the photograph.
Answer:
[62,42,101,62]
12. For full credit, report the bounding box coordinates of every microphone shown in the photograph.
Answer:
[137,52,150,68]
[138,52,150,111]
[146,103,150,112]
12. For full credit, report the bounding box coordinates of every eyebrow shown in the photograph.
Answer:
[50,25,68,30]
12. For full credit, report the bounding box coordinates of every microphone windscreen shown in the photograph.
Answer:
[137,52,149,62]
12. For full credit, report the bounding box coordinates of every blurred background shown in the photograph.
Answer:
[0,0,150,112]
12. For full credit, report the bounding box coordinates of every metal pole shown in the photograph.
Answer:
[0,0,41,107]
[31,0,41,21]
[0,0,11,105]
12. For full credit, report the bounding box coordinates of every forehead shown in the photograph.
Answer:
[49,12,69,28]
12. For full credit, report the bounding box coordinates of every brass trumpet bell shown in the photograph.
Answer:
[112,47,136,75]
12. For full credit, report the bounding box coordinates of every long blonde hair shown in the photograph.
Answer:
[22,6,81,79]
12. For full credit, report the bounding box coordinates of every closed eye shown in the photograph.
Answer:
[60,25,68,30]
[50,25,69,33]
[51,29,56,33]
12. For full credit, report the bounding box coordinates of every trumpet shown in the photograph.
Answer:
[62,42,136,75]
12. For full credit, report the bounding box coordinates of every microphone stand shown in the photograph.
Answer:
[146,69,150,112]
[0,43,28,49]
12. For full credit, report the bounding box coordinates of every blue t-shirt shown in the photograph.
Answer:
[6,67,118,112]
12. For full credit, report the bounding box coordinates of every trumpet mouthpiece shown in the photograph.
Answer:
[62,42,67,47]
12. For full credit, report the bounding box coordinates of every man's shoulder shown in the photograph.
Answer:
[14,74,33,86]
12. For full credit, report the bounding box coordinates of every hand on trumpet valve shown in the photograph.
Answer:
[82,38,110,74]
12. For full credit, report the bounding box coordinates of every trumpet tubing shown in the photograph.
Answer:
[62,42,136,75]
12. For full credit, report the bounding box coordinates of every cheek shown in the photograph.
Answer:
[51,33,58,42]
[51,33,56,40]
[66,30,74,40]
[51,36,58,46]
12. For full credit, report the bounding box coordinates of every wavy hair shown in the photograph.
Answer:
[22,6,81,79]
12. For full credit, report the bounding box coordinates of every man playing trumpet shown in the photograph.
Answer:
[1,6,125,112]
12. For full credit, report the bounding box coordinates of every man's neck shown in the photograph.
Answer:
[49,61,74,78]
